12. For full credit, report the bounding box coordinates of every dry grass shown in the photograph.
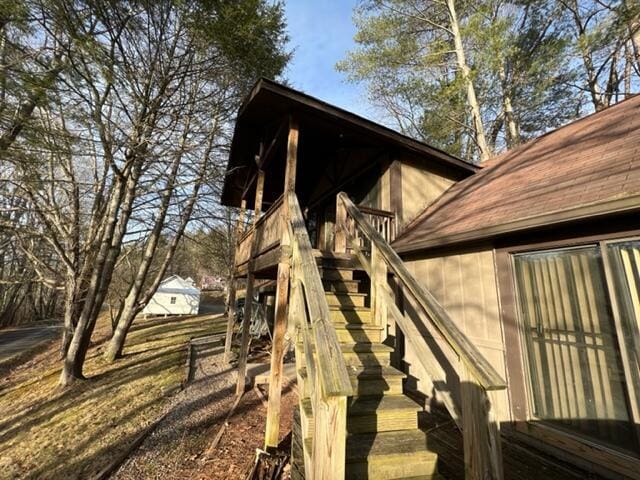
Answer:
[0,313,227,480]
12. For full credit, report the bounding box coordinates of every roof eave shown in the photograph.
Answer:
[393,194,640,255]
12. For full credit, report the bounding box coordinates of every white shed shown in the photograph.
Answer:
[142,275,200,316]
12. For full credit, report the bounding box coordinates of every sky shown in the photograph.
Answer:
[283,0,375,121]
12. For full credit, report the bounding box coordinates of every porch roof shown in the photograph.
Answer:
[220,78,477,208]
[393,94,640,254]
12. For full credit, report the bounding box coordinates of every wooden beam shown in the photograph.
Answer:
[264,117,298,449]
[236,165,265,394]
[284,116,299,195]
[254,169,265,221]
[224,199,247,362]
[241,142,265,202]
[390,159,403,227]
[334,195,347,253]
[256,118,288,169]
[223,276,238,362]
[235,271,255,395]
[264,238,291,450]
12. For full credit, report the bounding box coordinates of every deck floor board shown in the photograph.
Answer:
[418,409,609,480]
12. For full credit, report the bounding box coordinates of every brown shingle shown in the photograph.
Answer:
[393,96,640,253]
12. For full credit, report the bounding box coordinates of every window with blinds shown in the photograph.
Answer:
[513,240,640,455]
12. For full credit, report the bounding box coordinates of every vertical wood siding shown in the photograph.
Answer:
[400,161,455,226]
[403,249,510,421]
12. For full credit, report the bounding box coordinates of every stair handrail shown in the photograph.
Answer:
[337,192,505,390]
[288,191,352,479]
[337,191,505,480]
[288,192,353,397]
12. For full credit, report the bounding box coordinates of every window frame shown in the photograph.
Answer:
[495,229,640,474]
[511,241,640,453]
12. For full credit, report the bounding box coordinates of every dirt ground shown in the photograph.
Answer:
[114,341,297,480]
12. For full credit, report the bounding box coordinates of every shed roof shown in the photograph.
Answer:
[393,95,640,254]
[157,275,200,295]
[221,78,477,208]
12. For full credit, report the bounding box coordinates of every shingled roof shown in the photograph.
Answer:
[393,95,640,254]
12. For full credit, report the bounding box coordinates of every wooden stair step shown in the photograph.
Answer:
[298,365,405,396]
[315,253,359,269]
[322,278,361,293]
[335,323,383,343]
[319,266,354,281]
[348,394,421,416]
[346,430,438,479]
[341,342,392,366]
[346,365,406,395]
[300,395,420,436]
[296,342,392,367]
[347,395,420,433]
[329,306,372,325]
[325,292,368,307]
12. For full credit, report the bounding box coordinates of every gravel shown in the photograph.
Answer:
[113,341,296,480]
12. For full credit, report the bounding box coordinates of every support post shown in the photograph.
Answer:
[254,170,265,220]
[460,363,503,480]
[264,116,298,448]
[312,395,348,480]
[264,238,291,449]
[224,199,247,362]
[370,243,387,328]
[284,117,299,196]
[335,195,347,253]
[235,162,266,395]
[235,272,254,395]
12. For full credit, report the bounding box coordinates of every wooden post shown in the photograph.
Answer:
[264,116,298,449]
[264,240,291,449]
[224,199,247,362]
[235,272,254,395]
[254,170,265,221]
[235,164,266,395]
[284,117,299,196]
[312,395,348,480]
[460,363,503,480]
[335,195,347,253]
[224,276,238,362]
[370,243,387,328]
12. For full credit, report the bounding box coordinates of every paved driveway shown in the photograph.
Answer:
[0,324,61,365]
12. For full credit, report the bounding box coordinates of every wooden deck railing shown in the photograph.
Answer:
[235,194,284,267]
[337,191,506,480]
[288,192,353,479]
[358,205,397,244]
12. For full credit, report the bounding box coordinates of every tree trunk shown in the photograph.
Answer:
[446,0,491,162]
[569,0,606,111]
[625,42,633,96]
[59,171,132,386]
[624,0,640,72]
[60,272,77,358]
[104,175,176,361]
[498,64,519,148]
[104,144,210,362]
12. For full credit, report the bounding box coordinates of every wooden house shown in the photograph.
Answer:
[221,78,640,479]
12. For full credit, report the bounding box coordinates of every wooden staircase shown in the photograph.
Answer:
[294,254,440,480]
